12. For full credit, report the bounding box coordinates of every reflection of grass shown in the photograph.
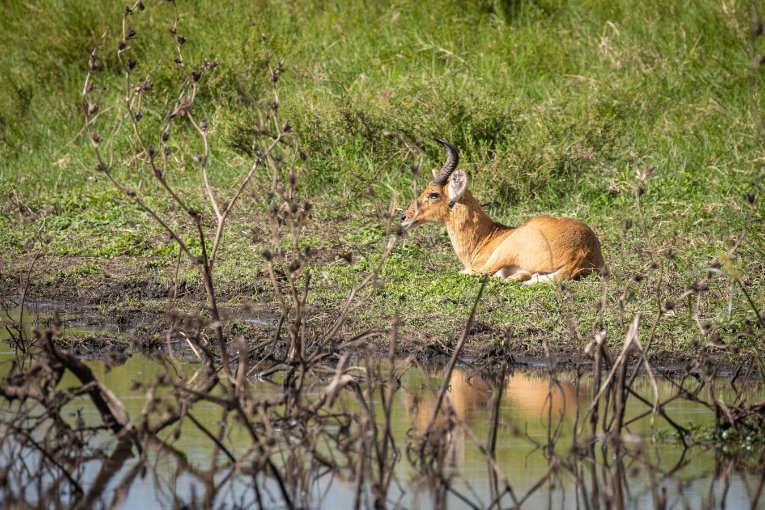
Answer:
[689,423,765,454]
[0,0,763,353]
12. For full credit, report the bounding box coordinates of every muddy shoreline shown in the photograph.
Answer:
[1,252,749,375]
[2,276,744,377]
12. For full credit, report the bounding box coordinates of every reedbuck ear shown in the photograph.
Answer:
[447,170,467,208]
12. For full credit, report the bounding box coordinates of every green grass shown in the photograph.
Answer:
[0,0,763,354]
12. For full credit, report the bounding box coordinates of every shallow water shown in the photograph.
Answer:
[2,347,763,508]
[1,305,764,508]
[0,300,120,340]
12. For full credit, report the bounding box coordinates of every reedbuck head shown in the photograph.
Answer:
[400,139,468,228]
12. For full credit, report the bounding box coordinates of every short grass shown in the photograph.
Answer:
[0,0,763,355]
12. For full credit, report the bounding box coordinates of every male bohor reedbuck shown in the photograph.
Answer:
[400,139,605,284]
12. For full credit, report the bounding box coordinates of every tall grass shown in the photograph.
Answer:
[1,0,759,206]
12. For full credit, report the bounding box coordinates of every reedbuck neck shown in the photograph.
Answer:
[441,189,504,269]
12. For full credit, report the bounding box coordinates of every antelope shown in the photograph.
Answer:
[400,139,605,284]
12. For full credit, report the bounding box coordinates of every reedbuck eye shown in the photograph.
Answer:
[428,192,440,200]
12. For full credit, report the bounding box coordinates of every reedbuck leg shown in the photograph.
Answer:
[524,253,594,285]
[492,266,533,281]
[524,269,562,285]
[509,271,534,282]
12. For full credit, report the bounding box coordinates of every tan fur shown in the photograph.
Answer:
[401,182,605,284]
[405,369,581,434]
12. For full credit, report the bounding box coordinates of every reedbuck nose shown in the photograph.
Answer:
[400,214,406,223]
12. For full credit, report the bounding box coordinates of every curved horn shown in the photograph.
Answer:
[432,138,459,185]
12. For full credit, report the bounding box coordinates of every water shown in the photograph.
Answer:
[0,300,120,339]
[1,305,764,508]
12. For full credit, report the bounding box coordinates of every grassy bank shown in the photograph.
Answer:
[0,0,763,357]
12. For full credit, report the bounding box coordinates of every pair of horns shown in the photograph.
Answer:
[432,138,459,185]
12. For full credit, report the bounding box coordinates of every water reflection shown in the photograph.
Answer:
[403,368,581,472]
[405,368,582,432]
[1,344,764,509]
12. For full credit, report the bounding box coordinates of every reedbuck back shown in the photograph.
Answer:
[401,139,605,284]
